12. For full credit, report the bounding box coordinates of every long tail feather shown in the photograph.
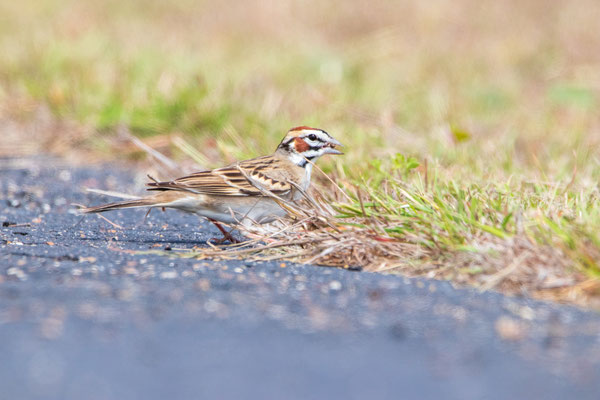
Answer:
[80,199,154,214]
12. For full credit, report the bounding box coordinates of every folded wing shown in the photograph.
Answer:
[146,156,292,197]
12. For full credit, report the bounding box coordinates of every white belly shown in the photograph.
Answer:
[203,198,288,225]
[163,196,288,226]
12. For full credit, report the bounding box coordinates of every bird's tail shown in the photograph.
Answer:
[80,198,155,214]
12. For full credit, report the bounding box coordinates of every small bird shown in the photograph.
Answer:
[82,126,343,243]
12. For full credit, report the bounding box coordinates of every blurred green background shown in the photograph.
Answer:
[1,0,598,175]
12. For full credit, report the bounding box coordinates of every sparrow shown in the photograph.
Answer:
[81,126,343,243]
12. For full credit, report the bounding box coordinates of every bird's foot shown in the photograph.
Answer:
[208,219,240,244]
[208,235,240,245]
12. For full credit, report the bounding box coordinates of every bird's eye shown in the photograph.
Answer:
[308,134,317,141]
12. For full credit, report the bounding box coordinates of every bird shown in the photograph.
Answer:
[81,126,343,243]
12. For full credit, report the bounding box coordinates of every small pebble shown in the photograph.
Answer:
[7,267,27,281]
[159,271,178,279]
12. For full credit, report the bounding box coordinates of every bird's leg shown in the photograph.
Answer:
[208,219,239,244]
[136,207,153,227]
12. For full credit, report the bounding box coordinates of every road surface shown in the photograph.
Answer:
[1,157,600,399]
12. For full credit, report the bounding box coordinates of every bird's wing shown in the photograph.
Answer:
[146,156,293,197]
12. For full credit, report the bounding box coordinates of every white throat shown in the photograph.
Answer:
[287,152,314,191]
[303,162,313,191]
[288,152,305,166]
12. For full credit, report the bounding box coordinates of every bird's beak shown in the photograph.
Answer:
[324,137,343,155]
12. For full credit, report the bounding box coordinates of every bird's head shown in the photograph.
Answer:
[277,126,343,167]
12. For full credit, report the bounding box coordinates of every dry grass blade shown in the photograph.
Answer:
[85,188,141,200]
[233,165,306,216]
[479,253,528,292]
[306,158,354,202]
[119,126,181,176]
[96,213,124,229]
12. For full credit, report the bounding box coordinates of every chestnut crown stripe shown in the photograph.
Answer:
[289,125,318,131]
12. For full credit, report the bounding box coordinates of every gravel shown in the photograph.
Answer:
[1,156,600,400]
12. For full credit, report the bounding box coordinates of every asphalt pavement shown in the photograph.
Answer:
[1,156,600,400]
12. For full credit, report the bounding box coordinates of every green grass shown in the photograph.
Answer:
[2,0,600,305]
